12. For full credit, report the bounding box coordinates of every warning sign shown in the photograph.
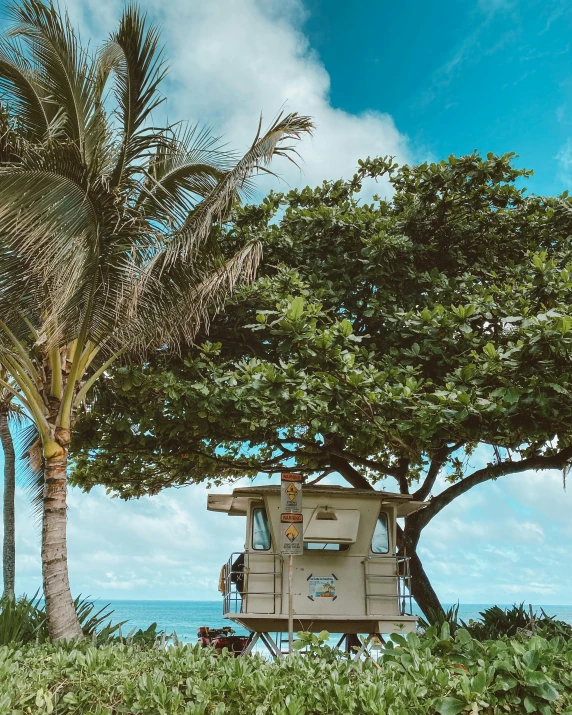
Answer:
[285,483,298,501]
[281,472,303,482]
[281,520,303,553]
[281,472,303,514]
[285,524,299,542]
[281,472,303,554]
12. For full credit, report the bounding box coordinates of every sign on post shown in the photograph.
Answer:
[281,473,303,654]
[281,473,303,554]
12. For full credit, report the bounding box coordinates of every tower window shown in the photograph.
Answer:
[252,507,271,550]
[371,512,389,554]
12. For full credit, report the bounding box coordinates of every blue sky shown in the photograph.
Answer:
[0,0,571,605]
[303,0,572,197]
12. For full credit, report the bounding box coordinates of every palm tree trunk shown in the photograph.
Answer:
[0,410,15,599]
[42,450,82,640]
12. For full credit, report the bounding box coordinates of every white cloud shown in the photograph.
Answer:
[9,478,252,600]
[63,0,410,194]
[500,582,557,596]
[419,463,572,605]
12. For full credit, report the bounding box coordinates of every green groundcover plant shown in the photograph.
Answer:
[1,627,571,715]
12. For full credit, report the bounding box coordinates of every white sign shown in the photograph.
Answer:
[281,513,303,554]
[308,575,337,601]
[281,473,303,554]
[281,472,303,514]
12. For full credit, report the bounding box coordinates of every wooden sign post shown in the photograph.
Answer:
[281,472,303,653]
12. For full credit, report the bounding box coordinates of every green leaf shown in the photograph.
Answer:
[471,670,486,694]
[533,681,560,701]
[455,628,472,645]
[287,296,305,320]
[434,696,466,715]
[523,695,537,713]
[483,343,497,359]
[523,649,540,670]
[525,670,548,686]
[460,365,476,381]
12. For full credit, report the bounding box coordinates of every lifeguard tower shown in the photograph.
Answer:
[207,484,426,655]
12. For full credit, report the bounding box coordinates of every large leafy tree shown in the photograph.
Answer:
[0,0,311,640]
[72,154,572,619]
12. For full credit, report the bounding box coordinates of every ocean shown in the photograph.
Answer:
[100,600,572,643]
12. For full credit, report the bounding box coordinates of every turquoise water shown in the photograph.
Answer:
[100,600,572,643]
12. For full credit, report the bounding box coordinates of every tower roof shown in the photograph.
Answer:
[207,484,426,517]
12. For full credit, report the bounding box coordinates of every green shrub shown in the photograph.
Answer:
[0,628,571,714]
[0,592,45,646]
[419,603,572,644]
[466,603,572,641]
[418,603,463,636]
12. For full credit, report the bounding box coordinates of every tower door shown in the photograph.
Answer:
[244,506,278,614]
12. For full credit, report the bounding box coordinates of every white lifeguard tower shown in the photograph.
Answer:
[208,484,426,655]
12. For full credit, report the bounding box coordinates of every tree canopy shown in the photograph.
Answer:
[71,153,572,615]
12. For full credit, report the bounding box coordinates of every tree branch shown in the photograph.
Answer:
[412,446,454,502]
[329,449,401,479]
[413,446,572,531]
[329,454,374,490]
[307,470,331,486]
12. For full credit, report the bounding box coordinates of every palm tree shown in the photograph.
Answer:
[0,373,17,599]
[0,372,36,601]
[0,0,312,640]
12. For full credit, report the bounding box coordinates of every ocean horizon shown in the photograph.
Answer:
[96,600,572,643]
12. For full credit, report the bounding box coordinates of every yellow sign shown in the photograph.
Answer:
[285,483,298,501]
[285,524,299,542]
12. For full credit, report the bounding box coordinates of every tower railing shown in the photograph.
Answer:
[222,551,284,616]
[222,551,413,619]
[363,555,413,616]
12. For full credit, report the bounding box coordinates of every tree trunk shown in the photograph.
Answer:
[408,550,444,620]
[400,518,444,621]
[0,410,15,599]
[42,450,82,641]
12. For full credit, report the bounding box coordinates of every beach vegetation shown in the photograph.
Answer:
[1,626,571,714]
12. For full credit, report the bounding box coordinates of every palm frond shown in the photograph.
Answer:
[14,420,44,527]
[103,3,167,187]
[127,240,262,351]
[164,112,314,265]
[7,0,98,157]
[138,123,234,227]
[0,165,99,330]
[0,38,52,141]
[0,2,312,435]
